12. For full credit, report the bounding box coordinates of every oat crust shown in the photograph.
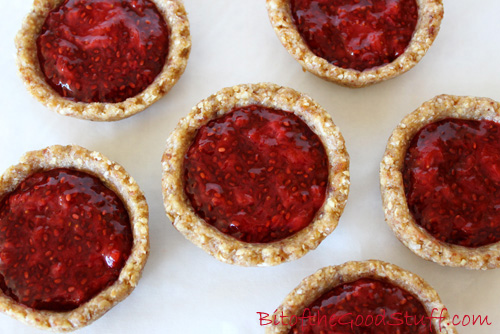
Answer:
[15,0,191,121]
[381,95,500,270]
[266,260,457,334]
[266,0,443,88]
[0,145,149,331]
[162,83,350,266]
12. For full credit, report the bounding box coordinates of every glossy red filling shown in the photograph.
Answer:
[290,278,434,334]
[183,105,329,243]
[36,0,169,103]
[0,168,132,311]
[404,118,500,248]
[290,0,419,71]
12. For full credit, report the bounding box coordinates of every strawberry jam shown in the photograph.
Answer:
[0,168,132,311]
[290,278,435,334]
[290,0,419,71]
[403,119,500,248]
[183,105,329,243]
[36,0,169,103]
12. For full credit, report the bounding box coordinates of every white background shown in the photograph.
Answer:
[1,0,500,333]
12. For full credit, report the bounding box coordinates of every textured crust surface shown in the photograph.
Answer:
[266,260,457,334]
[266,0,443,88]
[381,95,500,270]
[162,83,350,266]
[15,0,191,121]
[0,145,149,331]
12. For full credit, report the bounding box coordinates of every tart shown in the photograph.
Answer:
[381,95,500,269]
[16,0,191,121]
[266,0,443,88]
[0,145,149,331]
[266,260,456,334]
[162,83,349,266]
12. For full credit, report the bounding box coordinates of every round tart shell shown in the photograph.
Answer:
[0,145,149,331]
[381,95,500,269]
[266,260,457,334]
[162,83,350,266]
[266,0,443,88]
[15,0,191,121]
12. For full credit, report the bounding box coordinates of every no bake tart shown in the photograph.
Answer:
[0,145,149,331]
[381,95,500,269]
[266,0,443,88]
[162,83,349,266]
[266,260,456,334]
[16,0,191,121]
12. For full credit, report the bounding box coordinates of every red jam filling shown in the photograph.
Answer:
[183,105,329,243]
[0,168,132,311]
[290,278,435,334]
[404,118,500,248]
[36,0,169,103]
[290,0,419,71]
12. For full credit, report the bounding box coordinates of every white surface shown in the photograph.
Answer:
[1,0,499,333]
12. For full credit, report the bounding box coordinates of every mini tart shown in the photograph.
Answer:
[0,145,149,331]
[266,0,443,88]
[162,83,350,266]
[266,260,456,334]
[381,95,500,269]
[15,0,191,121]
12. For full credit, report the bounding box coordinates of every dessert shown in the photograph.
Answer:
[266,260,457,334]
[162,83,349,266]
[266,0,443,87]
[16,0,191,121]
[0,145,149,331]
[381,95,500,269]
[183,105,329,244]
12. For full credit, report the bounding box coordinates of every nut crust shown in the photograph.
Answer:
[266,0,443,88]
[381,95,500,269]
[266,260,457,334]
[0,145,149,331]
[15,0,191,121]
[162,83,350,266]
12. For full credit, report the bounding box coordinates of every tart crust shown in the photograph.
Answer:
[15,0,191,121]
[162,83,350,266]
[266,260,457,334]
[266,0,443,88]
[381,95,500,269]
[0,145,149,331]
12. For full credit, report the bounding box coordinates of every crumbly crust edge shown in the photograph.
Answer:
[0,145,149,331]
[265,260,457,334]
[161,83,350,267]
[15,0,191,121]
[380,95,500,270]
[265,0,443,88]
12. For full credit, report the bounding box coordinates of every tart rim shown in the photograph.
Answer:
[0,145,149,331]
[161,82,350,267]
[265,0,444,88]
[380,94,500,270]
[265,260,457,334]
[15,0,191,121]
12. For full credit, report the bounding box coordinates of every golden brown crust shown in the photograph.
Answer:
[381,95,500,269]
[266,0,443,88]
[0,145,149,331]
[15,0,191,121]
[266,260,457,334]
[162,83,350,266]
